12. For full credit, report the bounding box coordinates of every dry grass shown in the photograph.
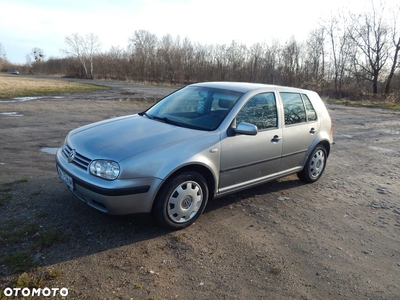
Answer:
[0,73,108,99]
[327,98,400,110]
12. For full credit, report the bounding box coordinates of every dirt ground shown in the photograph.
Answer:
[1,80,400,299]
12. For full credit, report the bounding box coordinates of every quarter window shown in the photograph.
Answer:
[236,93,277,130]
[301,94,317,122]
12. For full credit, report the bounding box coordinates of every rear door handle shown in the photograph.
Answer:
[310,128,316,134]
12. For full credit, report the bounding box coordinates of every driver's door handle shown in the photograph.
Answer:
[271,135,281,142]
[310,128,316,134]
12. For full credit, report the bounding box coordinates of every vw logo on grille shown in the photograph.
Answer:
[68,149,76,163]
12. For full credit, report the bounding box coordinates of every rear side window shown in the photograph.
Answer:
[236,92,277,130]
[280,92,306,125]
[280,92,317,125]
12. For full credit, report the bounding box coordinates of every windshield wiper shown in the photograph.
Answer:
[138,111,153,119]
[139,112,175,125]
[153,116,191,128]
[145,114,202,130]
[153,116,204,130]
[152,115,174,124]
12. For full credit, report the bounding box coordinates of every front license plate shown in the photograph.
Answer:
[57,165,74,190]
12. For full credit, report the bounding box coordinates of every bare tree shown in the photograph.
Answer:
[248,43,264,82]
[0,43,7,69]
[108,46,127,79]
[384,7,400,94]
[31,47,45,62]
[31,22,400,97]
[262,41,280,84]
[281,37,303,86]
[158,34,176,83]
[192,43,211,82]
[180,37,194,83]
[304,27,326,88]
[128,30,158,81]
[326,13,353,96]
[225,41,248,81]
[349,1,390,94]
[83,33,101,79]
[25,54,32,66]
[62,33,101,78]
[63,33,87,77]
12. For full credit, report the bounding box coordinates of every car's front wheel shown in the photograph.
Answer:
[152,171,209,230]
[297,145,327,183]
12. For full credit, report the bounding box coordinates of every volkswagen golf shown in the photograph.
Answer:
[56,82,333,229]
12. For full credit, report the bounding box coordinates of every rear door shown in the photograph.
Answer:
[219,92,282,192]
[279,92,319,170]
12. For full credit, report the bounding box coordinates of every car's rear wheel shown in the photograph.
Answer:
[297,145,327,183]
[153,171,208,230]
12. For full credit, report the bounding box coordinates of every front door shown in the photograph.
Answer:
[219,92,282,192]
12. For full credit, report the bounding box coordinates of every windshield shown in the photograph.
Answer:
[145,86,243,130]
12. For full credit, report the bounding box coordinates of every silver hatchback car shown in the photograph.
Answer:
[56,82,333,229]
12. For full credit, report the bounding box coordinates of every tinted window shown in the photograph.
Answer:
[280,92,306,125]
[236,93,277,130]
[301,94,317,122]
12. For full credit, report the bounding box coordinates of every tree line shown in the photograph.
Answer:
[2,2,400,101]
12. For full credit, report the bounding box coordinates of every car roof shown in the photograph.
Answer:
[191,81,312,94]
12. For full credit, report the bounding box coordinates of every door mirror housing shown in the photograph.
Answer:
[235,122,258,136]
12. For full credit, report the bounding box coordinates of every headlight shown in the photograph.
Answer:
[89,160,120,180]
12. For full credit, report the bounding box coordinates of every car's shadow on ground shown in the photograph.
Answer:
[204,176,303,214]
[0,175,303,274]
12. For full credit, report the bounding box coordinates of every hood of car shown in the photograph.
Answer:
[68,114,207,161]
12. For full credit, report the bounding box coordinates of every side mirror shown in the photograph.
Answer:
[235,122,258,136]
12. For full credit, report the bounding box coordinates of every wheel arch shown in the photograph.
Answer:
[301,139,331,169]
[318,140,331,156]
[151,164,216,212]
[297,142,329,183]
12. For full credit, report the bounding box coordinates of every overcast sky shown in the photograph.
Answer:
[0,0,397,64]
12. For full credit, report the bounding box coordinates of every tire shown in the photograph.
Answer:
[297,145,327,183]
[152,172,209,230]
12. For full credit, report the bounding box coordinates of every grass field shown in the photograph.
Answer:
[0,73,108,99]
[2,72,399,111]
[327,98,400,110]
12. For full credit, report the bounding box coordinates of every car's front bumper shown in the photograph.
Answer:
[56,148,162,215]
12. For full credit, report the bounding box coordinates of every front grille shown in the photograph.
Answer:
[62,144,91,170]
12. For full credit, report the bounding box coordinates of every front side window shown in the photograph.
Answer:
[280,92,307,125]
[236,92,277,130]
